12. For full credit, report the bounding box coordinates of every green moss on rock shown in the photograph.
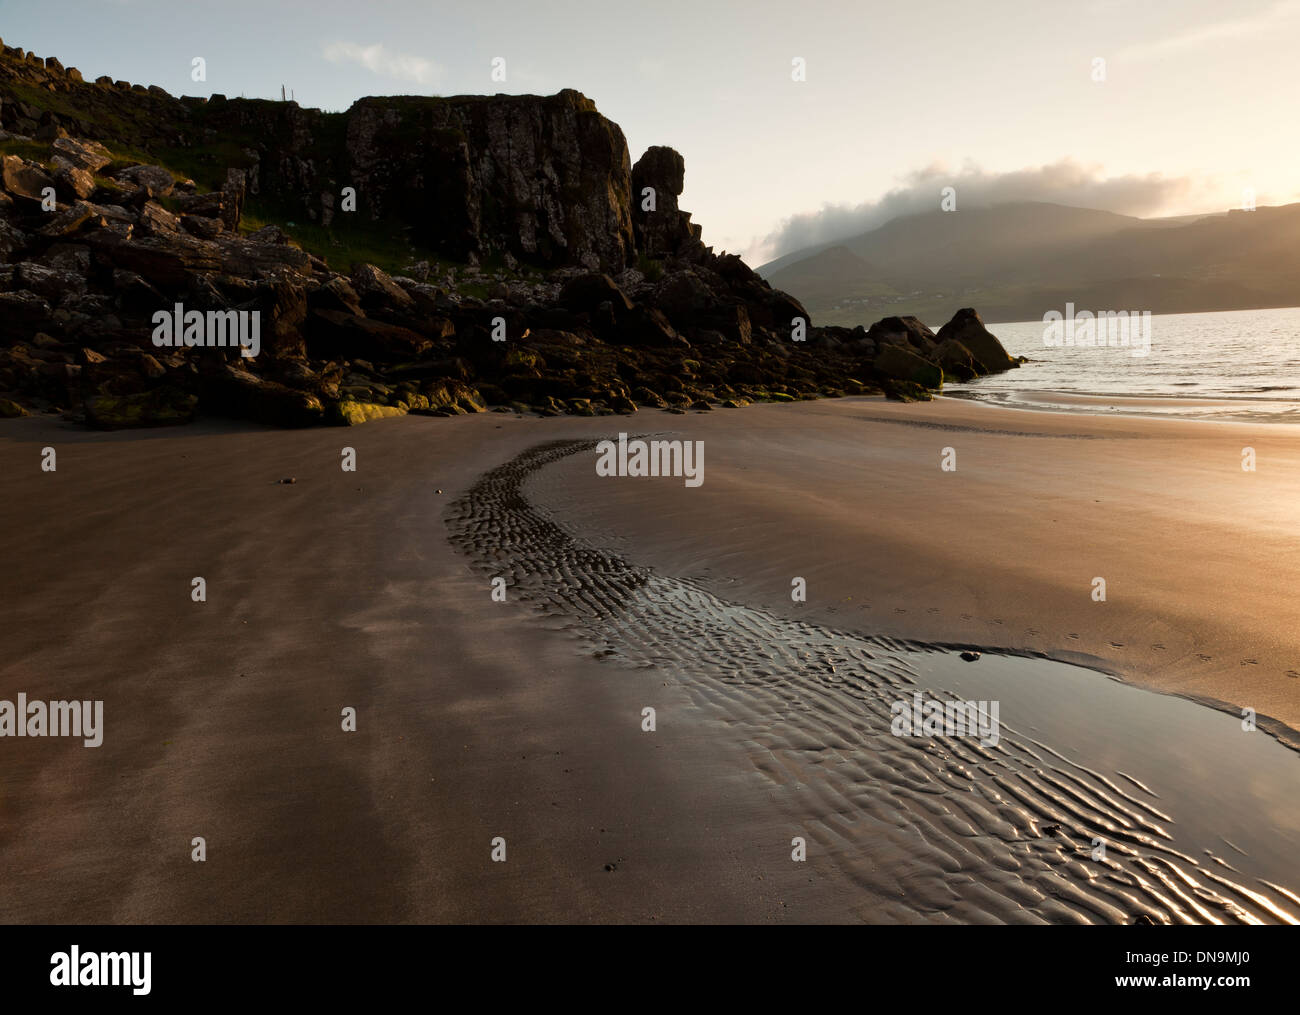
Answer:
[329,399,407,426]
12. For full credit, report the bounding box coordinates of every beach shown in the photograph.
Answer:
[3,395,1299,924]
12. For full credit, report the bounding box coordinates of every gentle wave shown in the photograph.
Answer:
[948,306,1300,421]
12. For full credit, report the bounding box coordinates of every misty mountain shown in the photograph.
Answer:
[759,200,1297,325]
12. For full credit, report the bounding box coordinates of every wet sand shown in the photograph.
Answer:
[2,395,1299,923]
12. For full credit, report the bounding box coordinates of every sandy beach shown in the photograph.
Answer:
[3,395,1299,924]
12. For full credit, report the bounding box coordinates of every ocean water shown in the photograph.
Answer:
[945,306,1300,422]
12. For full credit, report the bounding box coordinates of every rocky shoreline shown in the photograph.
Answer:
[1,39,1022,429]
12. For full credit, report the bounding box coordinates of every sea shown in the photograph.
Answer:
[943,306,1300,423]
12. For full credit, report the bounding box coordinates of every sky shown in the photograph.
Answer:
[3,0,1298,264]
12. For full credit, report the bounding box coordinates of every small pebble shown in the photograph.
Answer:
[278,477,296,485]
[960,650,980,662]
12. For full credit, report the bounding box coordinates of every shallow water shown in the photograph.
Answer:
[446,438,1300,923]
[951,306,1300,422]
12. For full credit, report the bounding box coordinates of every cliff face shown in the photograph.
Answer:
[0,41,635,270]
[340,92,634,269]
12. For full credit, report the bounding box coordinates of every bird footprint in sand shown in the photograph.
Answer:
[1110,641,1125,648]
[1286,670,1299,679]
[1026,627,1040,637]
[926,607,940,614]
[1067,633,1080,640]
[1240,658,1258,666]
[1152,643,1166,651]
[960,613,973,621]
[1197,653,1212,661]
[894,608,907,615]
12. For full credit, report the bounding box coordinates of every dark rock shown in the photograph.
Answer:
[873,342,942,389]
[198,365,325,427]
[935,308,1017,374]
[2,155,54,202]
[559,272,634,314]
[307,308,430,360]
[49,136,112,173]
[115,164,175,196]
[351,262,414,312]
[53,165,95,201]
[631,145,694,258]
[180,214,222,239]
[38,199,100,237]
[866,315,936,354]
[137,200,182,235]
[86,387,197,429]
[933,338,980,381]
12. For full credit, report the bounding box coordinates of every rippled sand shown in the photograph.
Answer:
[448,437,1300,924]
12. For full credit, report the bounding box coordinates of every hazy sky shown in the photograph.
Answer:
[5,0,1297,263]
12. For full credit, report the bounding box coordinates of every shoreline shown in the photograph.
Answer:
[944,388,1300,424]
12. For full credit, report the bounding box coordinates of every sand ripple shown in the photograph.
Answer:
[446,438,1299,924]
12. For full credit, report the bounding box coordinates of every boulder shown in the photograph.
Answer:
[329,399,406,426]
[50,137,112,173]
[114,164,175,196]
[866,315,937,354]
[933,338,980,381]
[559,272,634,314]
[137,201,182,235]
[38,200,100,238]
[351,262,414,312]
[2,155,54,202]
[198,366,325,427]
[307,309,430,360]
[86,387,197,429]
[935,308,1017,373]
[54,165,96,201]
[873,342,943,389]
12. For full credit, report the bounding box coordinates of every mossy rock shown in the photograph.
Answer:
[504,347,543,371]
[329,399,407,426]
[874,343,943,390]
[610,395,637,414]
[882,380,934,403]
[768,391,796,402]
[86,389,197,430]
[0,398,29,418]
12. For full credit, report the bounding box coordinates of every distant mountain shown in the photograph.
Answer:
[759,200,1300,324]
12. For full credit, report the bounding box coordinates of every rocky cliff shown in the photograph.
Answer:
[0,38,1020,429]
[0,42,635,270]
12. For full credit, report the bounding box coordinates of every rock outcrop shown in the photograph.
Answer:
[0,38,1021,430]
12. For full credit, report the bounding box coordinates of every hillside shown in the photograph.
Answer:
[762,200,1300,324]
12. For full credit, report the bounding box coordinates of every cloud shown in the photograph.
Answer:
[322,42,441,86]
[758,159,1198,262]
[1117,0,1300,60]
